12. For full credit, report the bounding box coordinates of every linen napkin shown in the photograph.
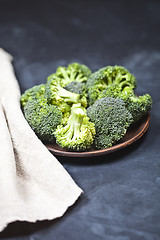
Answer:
[0,48,83,232]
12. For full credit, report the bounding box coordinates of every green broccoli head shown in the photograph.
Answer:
[125,93,152,123]
[86,65,137,106]
[45,77,81,112]
[64,81,86,95]
[101,84,152,123]
[23,98,62,142]
[101,84,122,99]
[87,97,133,149]
[54,103,96,151]
[48,62,92,87]
[67,62,92,82]
[20,84,46,108]
[64,81,88,108]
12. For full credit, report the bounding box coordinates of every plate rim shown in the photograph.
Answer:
[45,113,150,157]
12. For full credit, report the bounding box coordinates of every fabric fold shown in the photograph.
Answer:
[0,48,83,232]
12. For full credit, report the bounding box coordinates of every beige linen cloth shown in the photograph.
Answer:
[0,48,83,232]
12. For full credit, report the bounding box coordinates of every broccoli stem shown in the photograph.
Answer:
[65,123,74,141]
[59,67,71,82]
[114,73,134,90]
[72,117,81,140]
[75,73,86,82]
[57,85,80,103]
[50,78,80,103]
[70,69,77,81]
[72,104,85,139]
[106,76,113,85]
[122,86,134,95]
[98,79,109,90]
[61,68,86,83]
[61,103,85,141]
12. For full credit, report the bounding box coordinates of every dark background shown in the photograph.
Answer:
[0,0,160,239]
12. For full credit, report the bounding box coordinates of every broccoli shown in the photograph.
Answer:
[65,81,86,95]
[45,77,81,112]
[87,97,133,149]
[124,93,152,123]
[20,84,46,108]
[86,65,137,106]
[101,84,152,123]
[23,98,62,142]
[48,62,92,87]
[20,62,152,152]
[64,81,88,107]
[54,103,96,151]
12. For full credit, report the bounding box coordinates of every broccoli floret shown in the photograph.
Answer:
[86,65,137,106]
[124,93,152,123]
[87,97,133,149]
[45,77,81,112]
[20,84,46,108]
[48,62,92,87]
[100,84,122,99]
[54,103,96,151]
[101,84,152,123]
[64,81,88,107]
[65,81,86,95]
[23,98,62,142]
[67,62,92,82]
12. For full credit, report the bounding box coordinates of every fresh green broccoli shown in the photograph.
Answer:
[54,103,96,151]
[45,77,81,112]
[100,84,123,99]
[23,98,62,142]
[101,84,152,123]
[20,84,46,108]
[65,81,86,95]
[87,97,133,149]
[64,81,88,107]
[86,65,137,106]
[48,62,92,87]
[124,93,152,123]
[20,62,152,152]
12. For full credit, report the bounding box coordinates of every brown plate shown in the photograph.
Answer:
[45,113,150,157]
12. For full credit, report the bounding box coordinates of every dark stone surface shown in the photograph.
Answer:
[0,0,160,239]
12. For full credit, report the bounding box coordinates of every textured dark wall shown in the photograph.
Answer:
[0,0,160,239]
